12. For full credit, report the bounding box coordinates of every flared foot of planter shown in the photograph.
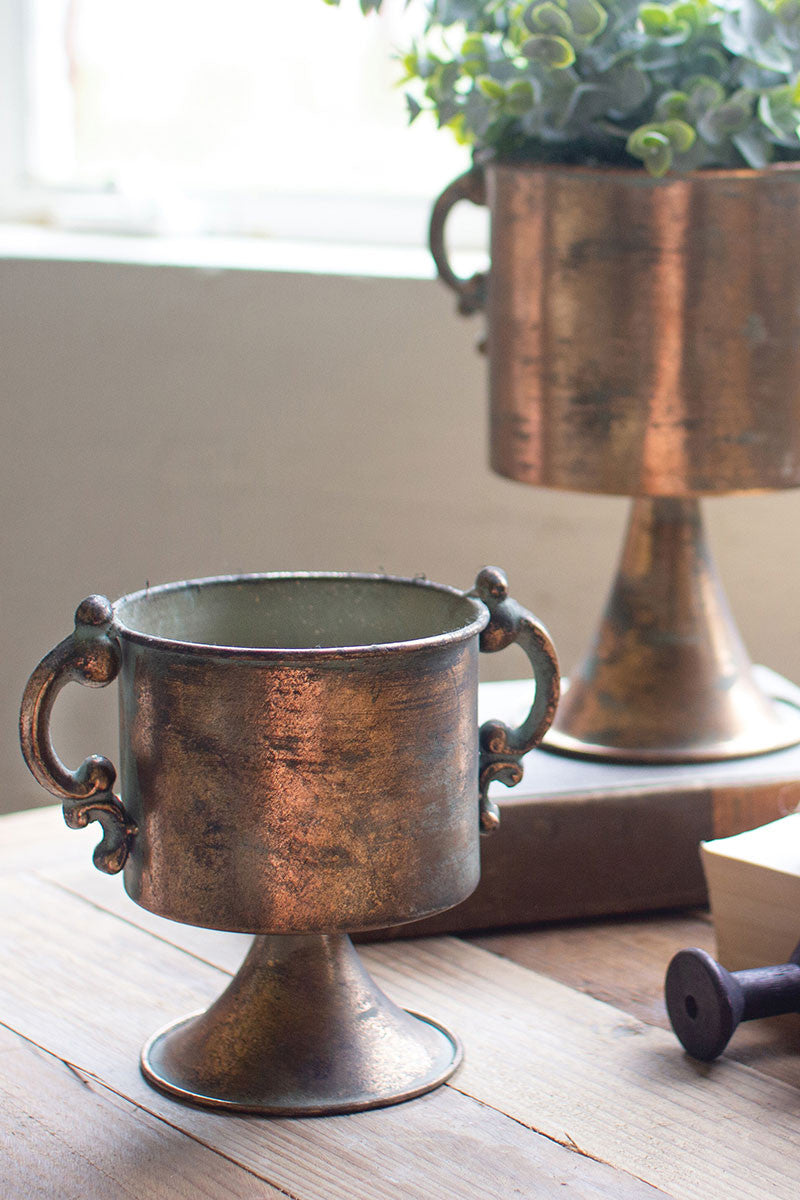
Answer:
[544,497,800,764]
[140,932,461,1115]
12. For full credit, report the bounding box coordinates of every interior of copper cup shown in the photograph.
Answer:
[114,574,484,651]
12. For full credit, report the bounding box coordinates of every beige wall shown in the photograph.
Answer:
[4,254,800,814]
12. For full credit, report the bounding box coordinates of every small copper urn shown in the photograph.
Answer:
[432,161,800,762]
[19,569,558,1114]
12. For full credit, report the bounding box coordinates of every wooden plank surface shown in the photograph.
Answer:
[472,911,800,1090]
[7,863,800,1200]
[0,804,83,874]
[473,910,716,1029]
[6,808,800,1200]
[368,941,800,1200]
[0,1024,282,1200]
[0,872,658,1200]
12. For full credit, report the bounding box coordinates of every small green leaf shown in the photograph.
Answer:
[528,2,574,38]
[406,93,422,123]
[672,2,702,31]
[758,87,800,143]
[461,32,487,76]
[563,0,608,39]
[402,51,419,77]
[625,117,695,172]
[506,79,536,114]
[685,75,727,119]
[477,76,507,99]
[461,34,486,56]
[698,88,754,142]
[626,126,674,176]
[655,90,689,120]
[733,127,772,168]
[446,113,474,146]
[638,4,673,34]
[604,62,651,117]
[684,75,725,100]
[690,47,729,79]
[660,118,696,152]
[522,33,577,67]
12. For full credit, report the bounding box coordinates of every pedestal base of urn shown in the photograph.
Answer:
[545,676,800,764]
[544,498,800,764]
[140,932,461,1115]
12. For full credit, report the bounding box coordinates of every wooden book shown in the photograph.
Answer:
[702,813,800,970]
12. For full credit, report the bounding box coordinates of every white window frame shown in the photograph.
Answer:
[0,0,31,216]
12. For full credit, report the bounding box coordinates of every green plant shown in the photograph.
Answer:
[325,0,800,175]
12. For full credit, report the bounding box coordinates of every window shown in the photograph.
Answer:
[1,0,486,252]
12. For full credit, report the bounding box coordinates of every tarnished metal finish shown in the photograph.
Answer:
[18,595,137,873]
[141,933,462,1114]
[429,167,488,316]
[433,161,800,497]
[472,566,559,828]
[431,161,800,763]
[20,568,558,1114]
[545,497,800,762]
[20,570,557,931]
[118,622,481,933]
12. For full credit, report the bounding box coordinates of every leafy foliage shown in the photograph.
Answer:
[324,0,800,174]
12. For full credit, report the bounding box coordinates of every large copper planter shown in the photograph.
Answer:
[432,162,800,762]
[19,569,558,1114]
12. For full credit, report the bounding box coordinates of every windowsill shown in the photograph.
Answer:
[0,222,486,282]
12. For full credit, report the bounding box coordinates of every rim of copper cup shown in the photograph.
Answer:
[481,156,800,182]
[111,571,491,660]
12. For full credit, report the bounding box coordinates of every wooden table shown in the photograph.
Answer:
[3,805,800,1199]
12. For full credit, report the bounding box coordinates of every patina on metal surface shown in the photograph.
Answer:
[431,161,800,762]
[547,497,800,762]
[18,595,137,873]
[141,933,462,1114]
[19,568,558,1115]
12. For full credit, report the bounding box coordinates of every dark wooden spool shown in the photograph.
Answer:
[665,944,800,1061]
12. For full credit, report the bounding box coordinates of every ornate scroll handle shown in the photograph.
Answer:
[19,595,137,874]
[429,166,488,316]
[471,567,560,834]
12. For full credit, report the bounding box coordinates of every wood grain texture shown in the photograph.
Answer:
[0,1025,280,1200]
[368,938,800,1200]
[472,911,716,1029]
[0,873,658,1200]
[471,908,800,1089]
[11,865,800,1200]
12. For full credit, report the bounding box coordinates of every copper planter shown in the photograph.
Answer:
[432,162,800,761]
[20,569,558,1114]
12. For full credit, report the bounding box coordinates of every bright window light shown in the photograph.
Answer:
[10,0,485,248]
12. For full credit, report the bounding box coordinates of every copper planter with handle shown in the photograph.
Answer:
[20,568,558,1114]
[432,161,800,762]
